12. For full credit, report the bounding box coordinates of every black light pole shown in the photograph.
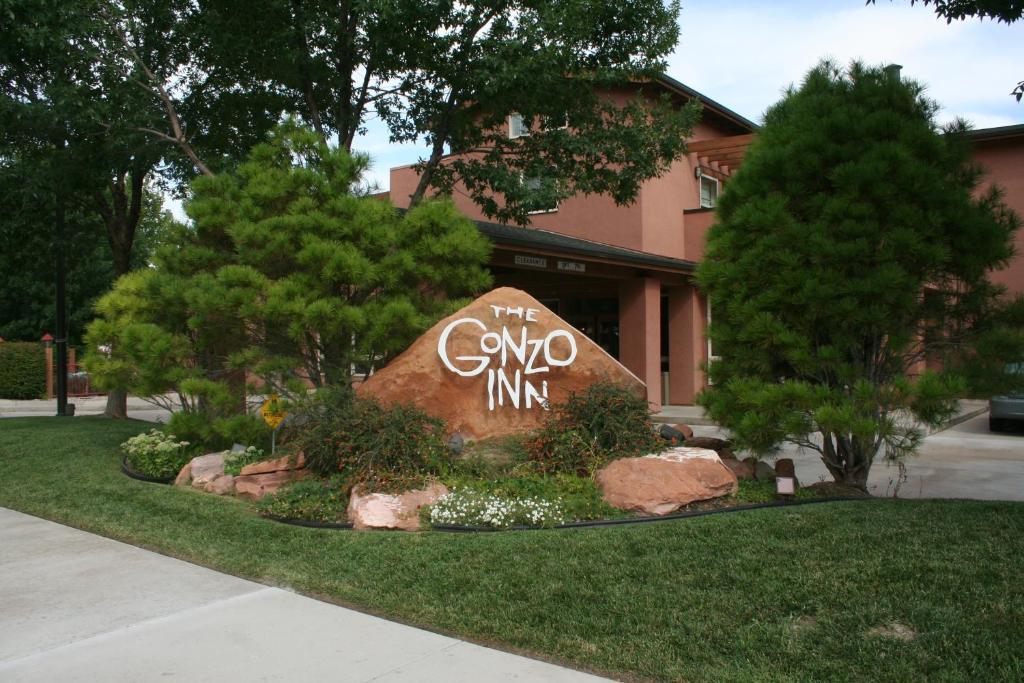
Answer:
[55,176,69,416]
[55,139,70,417]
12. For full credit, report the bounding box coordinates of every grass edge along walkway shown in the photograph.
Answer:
[1,417,1023,682]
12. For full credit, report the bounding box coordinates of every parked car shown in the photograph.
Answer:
[990,363,1024,432]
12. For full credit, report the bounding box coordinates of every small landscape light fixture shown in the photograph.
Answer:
[776,476,796,499]
[41,333,54,348]
[694,165,703,178]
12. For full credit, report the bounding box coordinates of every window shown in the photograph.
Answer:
[705,296,720,385]
[542,113,569,131]
[699,175,719,209]
[522,175,558,214]
[706,297,719,364]
[509,113,529,139]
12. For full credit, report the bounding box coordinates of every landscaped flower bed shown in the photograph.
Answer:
[124,382,865,532]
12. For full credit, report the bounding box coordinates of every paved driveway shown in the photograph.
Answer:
[695,413,1024,501]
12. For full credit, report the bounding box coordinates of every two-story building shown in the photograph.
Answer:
[385,77,1024,410]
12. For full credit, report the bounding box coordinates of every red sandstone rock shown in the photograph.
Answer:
[358,287,645,440]
[722,458,754,480]
[596,447,738,515]
[672,423,695,439]
[239,452,306,476]
[173,462,192,487]
[234,469,307,500]
[754,460,776,481]
[206,474,235,496]
[684,437,734,460]
[347,482,449,531]
[190,452,226,489]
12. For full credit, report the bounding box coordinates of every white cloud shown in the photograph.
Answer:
[671,1,1023,127]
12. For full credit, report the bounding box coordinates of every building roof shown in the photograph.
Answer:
[968,123,1024,142]
[475,218,696,273]
[654,74,760,133]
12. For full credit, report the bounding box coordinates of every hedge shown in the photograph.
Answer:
[0,342,46,400]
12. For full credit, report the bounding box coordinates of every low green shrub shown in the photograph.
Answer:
[256,476,348,523]
[223,446,267,476]
[0,342,46,400]
[284,388,450,492]
[121,429,193,479]
[165,411,271,453]
[527,381,663,475]
[211,414,273,451]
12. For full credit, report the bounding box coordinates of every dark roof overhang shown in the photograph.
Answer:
[967,123,1024,142]
[653,74,760,133]
[475,218,695,274]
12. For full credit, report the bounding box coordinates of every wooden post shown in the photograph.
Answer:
[45,345,54,400]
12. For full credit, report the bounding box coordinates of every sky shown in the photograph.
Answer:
[355,0,1022,192]
[169,0,1022,217]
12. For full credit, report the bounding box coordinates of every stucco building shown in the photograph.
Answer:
[387,78,1024,410]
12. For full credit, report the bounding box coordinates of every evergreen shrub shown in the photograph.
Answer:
[527,381,662,475]
[165,412,271,453]
[0,342,46,399]
[285,388,450,491]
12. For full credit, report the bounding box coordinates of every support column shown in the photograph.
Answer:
[619,277,662,410]
[668,284,706,405]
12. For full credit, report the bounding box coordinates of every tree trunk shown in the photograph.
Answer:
[821,432,878,492]
[98,164,147,419]
[104,389,128,419]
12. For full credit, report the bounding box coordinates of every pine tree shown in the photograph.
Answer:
[697,61,1021,489]
[85,123,492,440]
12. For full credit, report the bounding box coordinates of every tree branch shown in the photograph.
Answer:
[105,10,215,177]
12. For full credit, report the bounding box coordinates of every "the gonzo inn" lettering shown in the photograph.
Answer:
[437,305,578,411]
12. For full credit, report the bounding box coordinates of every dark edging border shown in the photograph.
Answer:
[432,495,870,532]
[121,456,176,485]
[259,496,869,533]
[260,513,353,530]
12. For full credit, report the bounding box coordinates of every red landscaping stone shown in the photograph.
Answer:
[347,482,449,531]
[596,447,738,515]
[190,452,226,489]
[239,452,306,476]
[234,469,308,500]
[173,462,192,487]
[207,474,236,496]
[358,287,645,441]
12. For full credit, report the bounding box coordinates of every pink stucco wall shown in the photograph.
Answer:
[389,118,739,259]
[973,135,1024,297]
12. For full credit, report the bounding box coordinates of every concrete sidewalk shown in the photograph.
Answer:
[0,396,173,422]
[0,508,609,682]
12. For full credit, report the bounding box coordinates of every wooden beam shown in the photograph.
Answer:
[687,133,756,154]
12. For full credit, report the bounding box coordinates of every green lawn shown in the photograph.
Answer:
[2,417,1023,682]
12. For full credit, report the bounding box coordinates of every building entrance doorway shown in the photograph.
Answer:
[553,297,620,360]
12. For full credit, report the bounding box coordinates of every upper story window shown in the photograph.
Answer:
[509,113,529,139]
[699,175,719,209]
[522,175,558,214]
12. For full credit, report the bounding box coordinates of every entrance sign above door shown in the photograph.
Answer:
[557,260,586,273]
[513,254,547,268]
[358,287,646,440]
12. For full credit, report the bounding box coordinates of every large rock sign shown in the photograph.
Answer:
[358,287,645,440]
